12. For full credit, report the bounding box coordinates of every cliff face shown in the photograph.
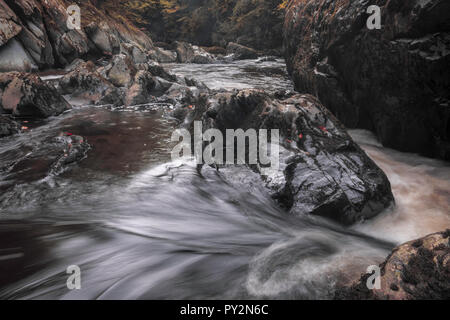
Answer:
[283,0,450,160]
[123,0,287,51]
[0,0,153,71]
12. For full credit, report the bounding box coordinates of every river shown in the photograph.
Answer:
[0,59,448,299]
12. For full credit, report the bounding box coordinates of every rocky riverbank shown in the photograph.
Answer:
[336,230,450,300]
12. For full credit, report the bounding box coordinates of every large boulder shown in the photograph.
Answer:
[175,41,215,64]
[125,70,156,106]
[50,132,91,175]
[0,72,70,117]
[59,61,124,106]
[226,42,259,60]
[103,54,137,88]
[284,0,450,160]
[142,60,177,82]
[148,47,178,63]
[188,89,394,225]
[85,21,121,55]
[120,41,149,65]
[336,230,450,300]
[0,38,38,72]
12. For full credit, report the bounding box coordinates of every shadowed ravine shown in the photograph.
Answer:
[0,60,449,299]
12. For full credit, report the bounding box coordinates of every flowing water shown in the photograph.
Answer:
[0,59,449,299]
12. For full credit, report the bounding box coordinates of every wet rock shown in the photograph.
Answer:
[174,41,194,63]
[172,106,188,122]
[125,70,156,106]
[284,0,450,160]
[104,54,137,88]
[50,132,90,174]
[192,89,394,225]
[175,41,215,64]
[51,31,91,67]
[226,42,259,60]
[0,72,70,117]
[0,38,38,72]
[151,76,175,96]
[142,61,177,82]
[190,49,215,64]
[120,41,149,65]
[59,58,179,107]
[16,21,54,68]
[85,21,121,55]
[148,47,177,63]
[59,61,124,106]
[0,114,20,137]
[164,83,195,105]
[64,58,86,73]
[0,0,22,46]
[184,77,208,91]
[336,230,450,300]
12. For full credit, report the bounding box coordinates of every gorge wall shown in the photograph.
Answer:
[0,0,153,71]
[283,0,450,160]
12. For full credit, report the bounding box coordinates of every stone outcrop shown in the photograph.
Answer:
[336,230,450,300]
[284,0,450,160]
[0,1,22,46]
[58,55,200,107]
[182,89,394,225]
[0,72,70,117]
[59,61,124,106]
[174,41,215,64]
[125,70,156,106]
[103,54,137,88]
[148,47,178,63]
[50,132,91,175]
[0,0,154,71]
[0,38,37,72]
[226,42,259,60]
